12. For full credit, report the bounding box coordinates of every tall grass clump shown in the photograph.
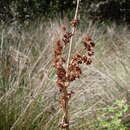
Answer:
[0,12,130,130]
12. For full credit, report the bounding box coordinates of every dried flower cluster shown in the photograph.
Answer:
[53,19,95,129]
[62,32,73,45]
[70,19,78,27]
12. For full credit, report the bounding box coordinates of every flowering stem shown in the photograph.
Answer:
[63,1,80,130]
[66,0,80,69]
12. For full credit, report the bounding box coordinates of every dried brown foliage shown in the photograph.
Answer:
[53,20,95,129]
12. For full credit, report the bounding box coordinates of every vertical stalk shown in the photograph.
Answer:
[63,0,80,130]
[54,1,81,129]
[1,30,4,56]
[66,0,80,69]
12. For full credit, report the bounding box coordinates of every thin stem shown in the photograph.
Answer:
[63,1,80,130]
[66,0,80,69]
[1,30,4,56]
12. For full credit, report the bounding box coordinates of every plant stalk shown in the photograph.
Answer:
[63,0,80,130]
[66,0,80,69]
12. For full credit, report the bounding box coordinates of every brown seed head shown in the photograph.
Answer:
[88,51,94,56]
[58,121,69,129]
[54,40,63,57]
[70,19,78,27]
[81,36,95,51]
[62,32,73,45]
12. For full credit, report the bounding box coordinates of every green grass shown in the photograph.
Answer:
[0,19,130,130]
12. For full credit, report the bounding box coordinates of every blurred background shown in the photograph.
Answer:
[0,0,130,130]
[0,0,129,24]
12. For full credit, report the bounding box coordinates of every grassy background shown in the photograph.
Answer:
[0,19,130,130]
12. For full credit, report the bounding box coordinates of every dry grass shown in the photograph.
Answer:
[0,19,130,130]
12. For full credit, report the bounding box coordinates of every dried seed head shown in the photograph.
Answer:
[54,40,63,57]
[82,56,88,63]
[86,58,92,65]
[90,41,95,47]
[53,57,64,67]
[58,121,69,129]
[88,51,94,56]
[81,36,95,51]
[56,79,65,88]
[70,19,78,27]
[66,73,76,81]
[54,18,95,129]
[62,32,73,45]
[56,65,66,81]
[81,40,91,51]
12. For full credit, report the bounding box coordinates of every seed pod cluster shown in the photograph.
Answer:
[62,32,73,45]
[54,20,95,129]
[66,36,95,82]
[81,36,95,56]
